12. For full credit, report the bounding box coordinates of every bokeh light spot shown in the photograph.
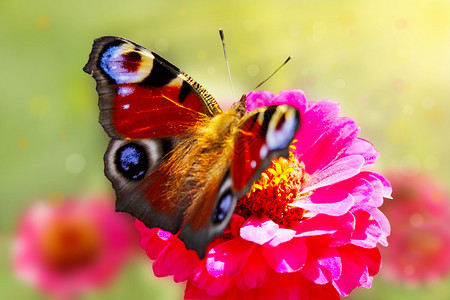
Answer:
[409,213,424,228]
[59,130,67,138]
[403,105,414,116]
[65,153,86,174]
[154,38,169,53]
[399,155,421,176]
[28,95,50,118]
[335,78,346,89]
[207,66,216,75]
[312,21,327,42]
[339,10,356,27]
[247,64,259,77]
[36,14,51,29]
[396,18,408,30]
[386,118,410,144]
[17,137,29,149]
[47,191,65,207]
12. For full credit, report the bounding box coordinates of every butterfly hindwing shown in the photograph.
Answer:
[104,137,187,234]
[83,36,222,139]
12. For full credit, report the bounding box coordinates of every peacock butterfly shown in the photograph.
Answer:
[84,36,300,258]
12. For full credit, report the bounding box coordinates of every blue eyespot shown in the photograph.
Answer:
[115,143,148,180]
[212,191,233,224]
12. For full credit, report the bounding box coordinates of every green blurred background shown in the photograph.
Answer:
[1,0,449,299]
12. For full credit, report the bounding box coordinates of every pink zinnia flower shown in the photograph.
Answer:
[380,171,450,284]
[13,196,138,299]
[137,90,392,299]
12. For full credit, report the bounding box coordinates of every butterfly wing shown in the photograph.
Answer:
[178,103,301,258]
[84,36,222,234]
[83,36,222,139]
[232,104,301,196]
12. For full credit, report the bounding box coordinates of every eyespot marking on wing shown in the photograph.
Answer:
[100,43,154,84]
[266,105,300,150]
[114,143,149,180]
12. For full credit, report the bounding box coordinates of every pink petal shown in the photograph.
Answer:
[294,100,341,157]
[266,228,296,247]
[309,282,341,299]
[366,207,391,246]
[370,172,393,199]
[364,173,385,207]
[291,188,354,216]
[355,247,381,277]
[301,245,342,284]
[191,263,233,296]
[246,91,275,111]
[302,155,365,193]
[152,238,197,282]
[332,246,369,296]
[264,272,309,299]
[350,210,382,248]
[293,213,355,247]
[300,117,359,174]
[206,238,254,277]
[343,138,379,167]
[263,237,308,273]
[228,214,245,237]
[235,247,269,290]
[272,89,308,115]
[334,176,374,207]
[240,216,279,245]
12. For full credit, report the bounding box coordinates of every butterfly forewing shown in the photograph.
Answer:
[83,36,221,139]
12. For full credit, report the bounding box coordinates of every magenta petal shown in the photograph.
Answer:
[152,238,197,282]
[206,238,254,277]
[366,207,391,246]
[246,91,275,111]
[235,247,269,290]
[266,228,296,247]
[309,283,341,299]
[136,224,172,260]
[263,238,308,273]
[272,89,308,114]
[300,117,359,174]
[334,176,374,207]
[294,213,355,243]
[294,100,341,158]
[332,246,369,296]
[240,216,279,245]
[355,247,381,277]
[302,155,365,193]
[344,138,379,167]
[370,172,393,199]
[365,173,385,207]
[291,188,354,216]
[301,246,342,284]
[192,263,233,296]
[350,210,382,248]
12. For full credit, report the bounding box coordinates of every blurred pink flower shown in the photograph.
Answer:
[381,172,450,284]
[137,90,392,299]
[14,195,138,299]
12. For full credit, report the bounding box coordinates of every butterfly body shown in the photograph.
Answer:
[84,36,300,258]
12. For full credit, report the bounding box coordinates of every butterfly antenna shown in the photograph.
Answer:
[219,28,235,98]
[254,56,293,90]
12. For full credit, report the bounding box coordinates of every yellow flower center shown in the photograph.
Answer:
[235,143,310,227]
